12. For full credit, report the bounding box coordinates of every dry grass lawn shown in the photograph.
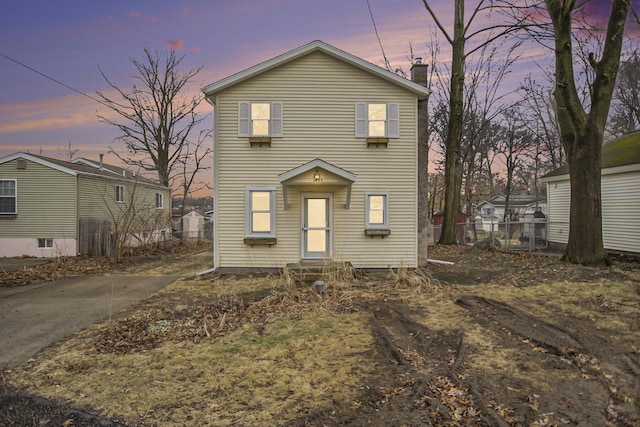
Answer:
[3,245,640,426]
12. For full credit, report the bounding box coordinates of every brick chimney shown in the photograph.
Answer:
[411,58,430,267]
[410,57,428,87]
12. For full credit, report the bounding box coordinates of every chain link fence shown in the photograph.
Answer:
[429,219,565,253]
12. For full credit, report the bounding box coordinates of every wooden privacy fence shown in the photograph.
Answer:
[79,218,112,256]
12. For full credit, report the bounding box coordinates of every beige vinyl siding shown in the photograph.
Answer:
[78,176,171,230]
[0,159,77,238]
[601,171,640,253]
[215,51,417,268]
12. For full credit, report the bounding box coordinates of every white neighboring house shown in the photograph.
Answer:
[475,194,547,232]
[541,131,640,254]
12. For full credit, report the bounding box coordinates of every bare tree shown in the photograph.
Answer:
[495,106,535,219]
[104,182,170,263]
[608,44,640,136]
[56,142,79,162]
[518,75,565,170]
[500,0,633,264]
[544,0,630,264]
[96,48,209,196]
[421,0,524,244]
[175,129,213,219]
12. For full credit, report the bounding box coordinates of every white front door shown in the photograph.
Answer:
[302,194,332,259]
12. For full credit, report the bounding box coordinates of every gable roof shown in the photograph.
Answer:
[0,152,168,189]
[202,40,431,100]
[542,130,640,181]
[278,158,357,183]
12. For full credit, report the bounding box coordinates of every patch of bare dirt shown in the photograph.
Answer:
[3,245,640,426]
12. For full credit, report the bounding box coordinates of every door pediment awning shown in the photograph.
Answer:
[278,158,357,209]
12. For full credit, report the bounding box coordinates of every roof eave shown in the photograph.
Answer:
[202,40,431,99]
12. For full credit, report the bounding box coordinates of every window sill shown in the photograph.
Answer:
[365,228,390,238]
[249,137,272,147]
[366,138,389,148]
[244,237,277,246]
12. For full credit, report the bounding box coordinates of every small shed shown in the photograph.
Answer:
[181,211,205,240]
[541,131,640,254]
[433,211,469,243]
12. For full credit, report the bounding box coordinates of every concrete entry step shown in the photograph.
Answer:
[284,261,354,283]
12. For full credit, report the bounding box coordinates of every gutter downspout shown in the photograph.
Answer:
[197,94,217,275]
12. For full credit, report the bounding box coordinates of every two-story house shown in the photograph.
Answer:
[202,41,430,270]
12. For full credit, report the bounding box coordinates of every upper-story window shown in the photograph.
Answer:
[355,103,399,138]
[155,193,164,209]
[238,102,283,138]
[0,179,17,215]
[115,185,125,203]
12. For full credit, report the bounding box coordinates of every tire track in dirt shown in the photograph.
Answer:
[457,295,640,426]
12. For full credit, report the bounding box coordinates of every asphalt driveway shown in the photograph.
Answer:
[0,274,177,368]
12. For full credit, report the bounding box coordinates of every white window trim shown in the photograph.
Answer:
[238,102,283,138]
[355,103,400,138]
[245,186,277,238]
[37,238,54,248]
[156,192,164,209]
[115,185,125,203]
[365,192,389,229]
[0,179,17,215]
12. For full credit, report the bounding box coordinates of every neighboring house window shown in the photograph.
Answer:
[366,192,389,229]
[0,179,16,214]
[37,238,53,248]
[115,185,125,203]
[355,103,399,138]
[156,193,164,209]
[482,207,494,215]
[238,102,283,137]
[245,187,276,237]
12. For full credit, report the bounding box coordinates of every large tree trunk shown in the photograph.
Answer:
[438,0,465,245]
[546,0,628,265]
[564,123,608,264]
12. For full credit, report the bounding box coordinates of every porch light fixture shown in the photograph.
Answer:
[313,170,322,182]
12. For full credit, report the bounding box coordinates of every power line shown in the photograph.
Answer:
[0,51,102,104]
[366,0,392,72]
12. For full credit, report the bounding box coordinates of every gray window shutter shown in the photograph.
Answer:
[271,102,283,137]
[238,102,250,137]
[355,103,367,137]
[388,103,399,138]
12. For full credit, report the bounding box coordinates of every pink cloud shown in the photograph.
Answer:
[129,11,160,23]
[182,7,191,17]
[192,46,203,53]
[167,39,184,50]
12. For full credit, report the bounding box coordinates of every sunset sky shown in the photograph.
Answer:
[0,0,637,191]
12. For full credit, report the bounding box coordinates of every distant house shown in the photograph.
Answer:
[181,210,205,239]
[0,153,171,258]
[475,194,547,223]
[541,131,640,254]
[202,40,430,270]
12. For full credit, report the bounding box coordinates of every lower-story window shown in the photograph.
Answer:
[245,187,276,238]
[37,238,53,248]
[366,192,389,229]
